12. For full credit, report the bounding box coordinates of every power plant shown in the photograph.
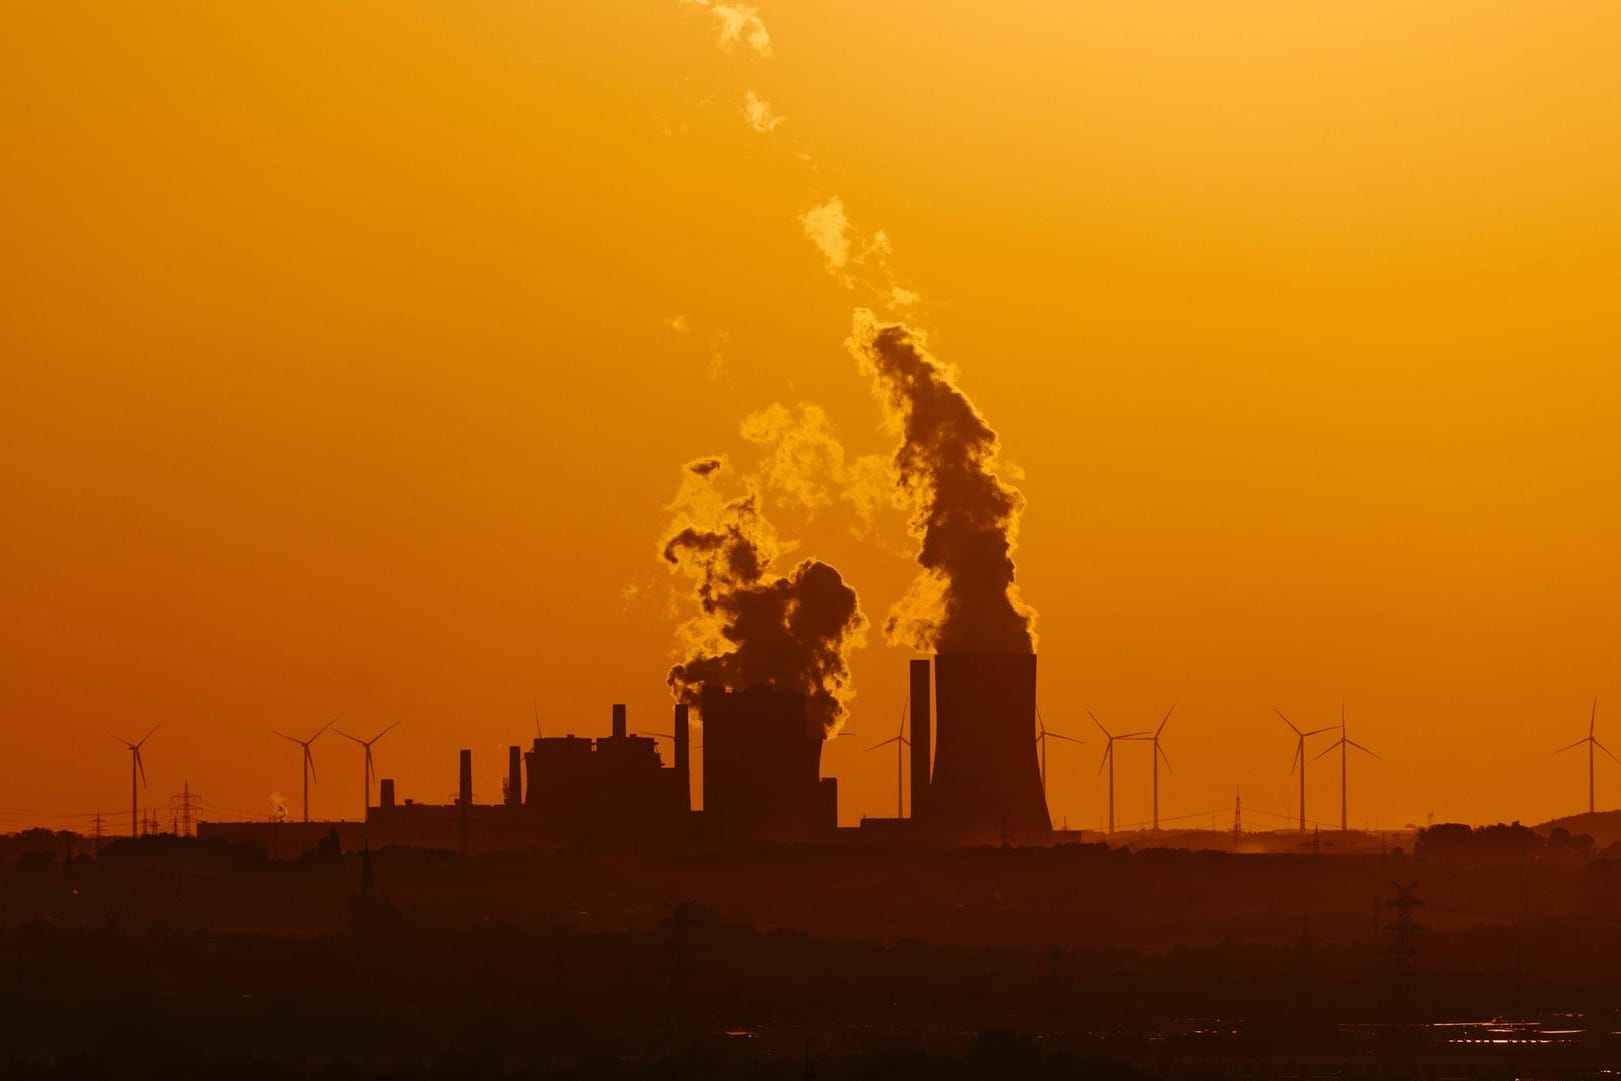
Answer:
[194,652,1069,854]
[188,659,1432,859]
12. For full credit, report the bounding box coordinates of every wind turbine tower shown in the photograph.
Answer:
[1557,699,1612,815]
[1035,706,1085,798]
[867,703,910,818]
[337,721,401,821]
[114,725,159,839]
[276,720,333,823]
[1126,706,1175,831]
[1276,708,1334,832]
[1314,701,1379,830]
[1088,708,1145,834]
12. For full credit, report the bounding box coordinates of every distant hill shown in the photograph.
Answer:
[1534,809,1621,849]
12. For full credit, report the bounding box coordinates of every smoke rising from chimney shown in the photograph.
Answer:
[848,310,1037,655]
[663,456,867,737]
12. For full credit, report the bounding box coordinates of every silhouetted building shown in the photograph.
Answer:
[918,654,1051,844]
[701,684,836,842]
[522,704,690,843]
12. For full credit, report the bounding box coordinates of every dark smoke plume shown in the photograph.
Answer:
[663,456,867,736]
[848,311,1036,655]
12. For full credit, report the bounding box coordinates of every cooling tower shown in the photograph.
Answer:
[922,653,1050,843]
[700,683,832,841]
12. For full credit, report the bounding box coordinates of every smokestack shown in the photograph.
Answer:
[909,658,931,819]
[506,746,521,807]
[458,749,472,806]
[379,779,395,809]
[674,702,691,811]
[612,703,627,740]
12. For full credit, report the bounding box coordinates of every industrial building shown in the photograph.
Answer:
[198,656,1053,856]
[198,684,850,856]
[700,683,838,842]
[909,653,1052,845]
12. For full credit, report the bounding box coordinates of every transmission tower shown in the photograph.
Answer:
[1386,880,1425,980]
[169,782,200,838]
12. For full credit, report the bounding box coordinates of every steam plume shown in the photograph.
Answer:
[663,457,867,736]
[681,0,772,57]
[740,401,888,530]
[743,90,784,134]
[848,311,1036,654]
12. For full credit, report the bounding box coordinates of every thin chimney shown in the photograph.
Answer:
[379,779,395,809]
[506,745,522,807]
[674,702,691,812]
[458,749,473,806]
[909,658,932,820]
[612,703,627,740]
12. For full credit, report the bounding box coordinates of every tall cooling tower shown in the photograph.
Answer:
[922,653,1051,843]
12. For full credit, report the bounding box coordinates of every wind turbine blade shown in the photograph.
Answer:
[309,719,335,743]
[336,730,366,745]
[1594,739,1618,762]
[1157,705,1175,737]
[1313,740,1344,761]
[1097,744,1112,775]
[138,723,161,747]
[135,748,147,787]
[1088,708,1109,738]
[1158,743,1173,772]
[866,737,900,752]
[1555,738,1588,754]
[1050,732,1086,745]
[275,731,301,745]
[306,747,318,784]
[1303,726,1336,736]
[372,720,402,743]
[1346,738,1379,758]
[1591,698,1597,737]
[1290,742,1301,774]
[1274,707,1302,736]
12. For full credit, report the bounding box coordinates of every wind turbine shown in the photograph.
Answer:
[1556,699,1612,815]
[867,702,910,818]
[1276,707,1335,832]
[1125,706,1175,831]
[1088,708,1145,834]
[337,721,400,820]
[114,725,159,838]
[1035,705,1085,798]
[275,721,333,823]
[1314,700,1378,830]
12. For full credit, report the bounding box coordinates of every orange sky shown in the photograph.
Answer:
[2,2,1618,835]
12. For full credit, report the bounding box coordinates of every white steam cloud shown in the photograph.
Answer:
[683,0,772,57]
[744,90,785,133]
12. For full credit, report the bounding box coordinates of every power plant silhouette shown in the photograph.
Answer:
[195,651,1067,854]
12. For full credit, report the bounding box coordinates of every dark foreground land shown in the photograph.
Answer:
[4,824,1621,1079]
